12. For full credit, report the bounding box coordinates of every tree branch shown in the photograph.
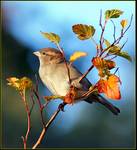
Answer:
[99,9,103,29]
[99,19,108,51]
[32,102,66,149]
[20,91,31,149]
[33,75,46,126]
[79,65,94,83]
[56,43,71,84]
[111,20,116,42]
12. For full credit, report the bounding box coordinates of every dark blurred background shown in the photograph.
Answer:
[2,1,135,149]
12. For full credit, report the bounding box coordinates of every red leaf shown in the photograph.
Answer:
[97,75,121,100]
[92,57,106,69]
[64,86,77,104]
[92,57,115,70]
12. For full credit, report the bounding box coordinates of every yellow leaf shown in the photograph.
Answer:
[41,32,60,44]
[120,19,128,28]
[104,39,111,47]
[7,77,32,91]
[69,51,87,62]
[20,77,33,90]
[72,24,95,40]
[7,77,20,89]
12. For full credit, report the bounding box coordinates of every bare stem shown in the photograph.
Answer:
[32,102,66,149]
[79,65,94,83]
[114,67,119,75]
[100,19,108,51]
[121,38,128,50]
[56,43,71,84]
[20,91,31,149]
[99,9,103,29]
[115,14,133,45]
[30,89,35,115]
[111,20,116,42]
[100,14,133,58]
[33,89,45,126]
[91,37,98,46]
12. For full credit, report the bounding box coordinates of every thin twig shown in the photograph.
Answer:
[111,20,116,41]
[79,85,97,99]
[121,38,128,50]
[33,89,45,126]
[32,102,66,149]
[99,9,103,29]
[100,19,108,51]
[124,14,133,34]
[91,38,98,46]
[33,75,46,126]
[115,14,133,45]
[102,52,109,59]
[109,55,118,60]
[114,67,119,75]
[79,65,94,83]
[56,43,71,84]
[100,14,133,57]
[30,88,35,115]
[91,38,100,56]
[20,91,31,149]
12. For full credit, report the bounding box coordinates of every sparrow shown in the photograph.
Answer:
[33,47,120,115]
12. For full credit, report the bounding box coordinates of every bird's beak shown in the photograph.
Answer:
[33,51,40,57]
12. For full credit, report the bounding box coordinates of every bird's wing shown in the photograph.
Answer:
[68,64,120,115]
[69,64,92,91]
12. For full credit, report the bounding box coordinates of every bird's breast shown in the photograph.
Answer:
[39,65,70,96]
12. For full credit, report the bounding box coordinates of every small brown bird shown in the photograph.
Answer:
[33,47,120,115]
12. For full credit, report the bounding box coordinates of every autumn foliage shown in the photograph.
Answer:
[7,9,132,149]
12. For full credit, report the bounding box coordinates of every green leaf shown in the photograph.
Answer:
[72,24,95,40]
[104,39,111,47]
[117,51,132,62]
[107,45,132,62]
[108,45,121,54]
[105,9,123,19]
[41,32,60,44]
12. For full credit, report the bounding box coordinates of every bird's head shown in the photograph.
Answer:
[33,48,64,64]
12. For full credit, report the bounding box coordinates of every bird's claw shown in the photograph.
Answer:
[58,102,66,112]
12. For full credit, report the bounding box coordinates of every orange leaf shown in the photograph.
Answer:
[92,57,106,69]
[64,86,77,104]
[92,57,115,70]
[106,60,116,69]
[97,75,121,100]
[120,19,128,28]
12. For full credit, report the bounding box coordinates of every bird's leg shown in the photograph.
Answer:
[58,102,67,112]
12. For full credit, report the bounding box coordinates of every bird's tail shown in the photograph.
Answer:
[85,94,120,115]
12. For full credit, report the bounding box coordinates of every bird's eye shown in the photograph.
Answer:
[42,52,46,55]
